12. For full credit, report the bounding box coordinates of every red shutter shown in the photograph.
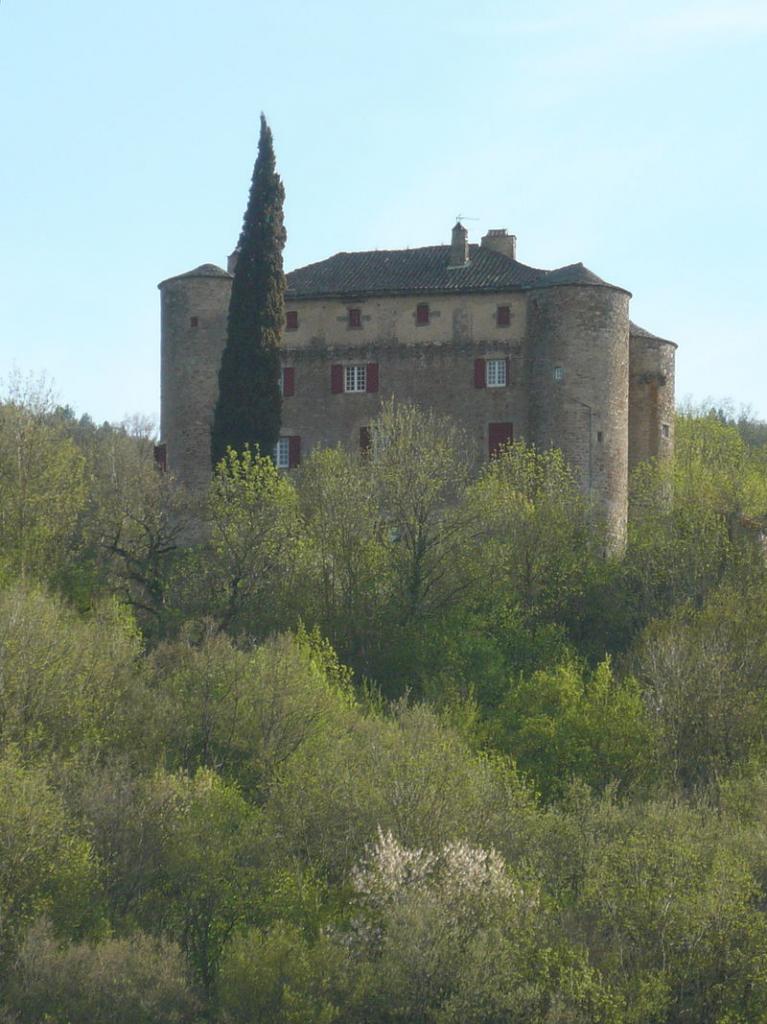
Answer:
[288,435,301,469]
[359,426,371,455]
[474,358,486,388]
[283,367,295,397]
[331,364,343,393]
[488,422,513,459]
[366,362,379,393]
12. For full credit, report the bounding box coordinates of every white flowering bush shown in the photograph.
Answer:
[339,830,603,1023]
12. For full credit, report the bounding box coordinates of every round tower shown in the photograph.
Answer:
[628,324,677,474]
[527,267,630,552]
[159,264,232,496]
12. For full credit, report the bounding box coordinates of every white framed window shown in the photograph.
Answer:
[344,364,367,393]
[486,358,507,387]
[274,437,290,468]
[553,366,564,382]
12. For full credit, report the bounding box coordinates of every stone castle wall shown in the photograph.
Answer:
[160,266,675,550]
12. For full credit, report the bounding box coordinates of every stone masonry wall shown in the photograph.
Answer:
[527,284,630,552]
[628,333,676,474]
[160,272,232,495]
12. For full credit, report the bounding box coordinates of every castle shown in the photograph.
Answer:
[159,222,676,548]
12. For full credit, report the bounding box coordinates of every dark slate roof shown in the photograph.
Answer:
[286,244,624,298]
[158,264,230,287]
[539,263,610,287]
[630,321,677,346]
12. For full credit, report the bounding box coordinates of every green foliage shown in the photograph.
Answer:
[219,923,345,1024]
[153,630,354,796]
[0,395,86,584]
[633,580,767,792]
[0,751,97,968]
[3,390,767,1021]
[182,447,302,635]
[6,921,199,1024]
[211,114,285,466]
[493,659,657,801]
[0,582,146,762]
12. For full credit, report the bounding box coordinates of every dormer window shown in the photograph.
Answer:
[286,310,298,330]
[416,303,430,326]
[348,307,362,329]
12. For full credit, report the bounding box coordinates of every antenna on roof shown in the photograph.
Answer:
[456,213,479,222]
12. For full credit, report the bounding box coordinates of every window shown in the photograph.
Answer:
[280,367,295,397]
[332,363,378,393]
[553,366,564,382]
[345,364,367,392]
[416,303,430,325]
[189,316,198,328]
[662,423,670,438]
[496,305,510,327]
[286,310,298,330]
[274,436,301,469]
[486,358,507,388]
[475,358,508,388]
[274,437,290,468]
[359,425,371,455]
[348,307,362,329]
[597,431,603,443]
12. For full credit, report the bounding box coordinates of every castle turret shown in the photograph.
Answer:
[159,263,232,495]
[628,323,676,473]
[527,265,631,553]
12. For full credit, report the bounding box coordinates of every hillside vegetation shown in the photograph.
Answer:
[2,383,767,1023]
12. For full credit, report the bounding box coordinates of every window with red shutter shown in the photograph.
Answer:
[496,305,510,327]
[416,303,430,325]
[282,367,295,397]
[286,310,298,330]
[331,364,344,393]
[366,362,379,393]
[288,435,301,469]
[488,422,513,458]
[348,307,362,328]
[189,316,199,328]
[474,358,486,388]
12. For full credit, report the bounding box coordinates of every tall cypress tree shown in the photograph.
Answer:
[211,114,285,468]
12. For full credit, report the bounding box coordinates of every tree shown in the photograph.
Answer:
[180,448,302,636]
[0,393,85,586]
[211,114,285,466]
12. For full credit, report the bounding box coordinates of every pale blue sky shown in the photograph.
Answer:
[1,0,765,423]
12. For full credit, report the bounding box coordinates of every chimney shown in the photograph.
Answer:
[481,229,516,260]
[449,221,469,266]
[227,247,240,274]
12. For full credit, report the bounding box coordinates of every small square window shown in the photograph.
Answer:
[416,303,430,325]
[274,437,290,468]
[662,423,670,438]
[286,310,298,330]
[190,316,199,328]
[348,307,362,329]
[486,359,507,387]
[496,305,510,327]
[344,365,367,392]
[553,366,564,382]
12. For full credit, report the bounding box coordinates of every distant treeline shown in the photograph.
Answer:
[1,380,767,1023]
